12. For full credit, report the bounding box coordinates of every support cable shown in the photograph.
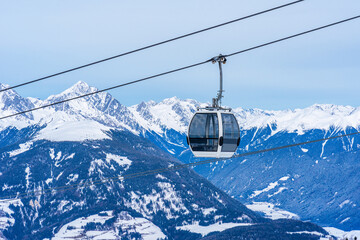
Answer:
[0,131,358,202]
[0,15,359,121]
[0,0,304,93]
[225,15,360,57]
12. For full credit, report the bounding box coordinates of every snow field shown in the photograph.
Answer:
[246,202,299,220]
[52,211,166,240]
[176,222,254,237]
[249,175,290,199]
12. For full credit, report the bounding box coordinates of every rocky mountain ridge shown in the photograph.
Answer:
[1,81,359,239]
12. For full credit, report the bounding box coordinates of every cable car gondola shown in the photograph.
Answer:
[187,55,240,158]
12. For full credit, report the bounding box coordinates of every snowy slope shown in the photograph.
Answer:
[129,97,360,158]
[51,211,167,240]
[0,83,34,130]
[129,97,206,135]
[0,129,271,239]
[234,104,360,134]
[1,81,359,236]
[1,81,359,142]
[0,81,143,142]
[129,97,360,135]
[128,97,360,232]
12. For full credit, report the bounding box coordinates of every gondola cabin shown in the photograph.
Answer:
[187,108,240,158]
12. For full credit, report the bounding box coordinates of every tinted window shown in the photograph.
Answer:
[221,113,240,152]
[189,113,219,152]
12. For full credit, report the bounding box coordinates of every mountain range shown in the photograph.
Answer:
[126,85,360,232]
[0,81,359,239]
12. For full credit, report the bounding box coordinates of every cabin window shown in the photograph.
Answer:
[221,113,240,152]
[189,113,219,152]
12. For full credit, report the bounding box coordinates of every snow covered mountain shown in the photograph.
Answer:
[1,131,270,239]
[130,97,360,136]
[128,95,360,232]
[0,81,142,142]
[0,81,332,239]
[0,84,35,129]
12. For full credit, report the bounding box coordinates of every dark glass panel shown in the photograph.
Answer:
[189,113,219,152]
[221,113,240,152]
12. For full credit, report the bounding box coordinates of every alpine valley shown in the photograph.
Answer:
[0,81,359,239]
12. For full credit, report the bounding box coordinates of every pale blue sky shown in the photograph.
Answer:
[0,0,359,110]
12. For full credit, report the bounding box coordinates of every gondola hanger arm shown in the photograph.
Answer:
[211,54,227,108]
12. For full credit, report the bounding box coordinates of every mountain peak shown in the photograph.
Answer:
[45,81,98,103]
[65,81,94,95]
[0,83,35,124]
[307,103,356,115]
[0,83,10,90]
[0,83,19,99]
[161,96,180,105]
[74,80,90,87]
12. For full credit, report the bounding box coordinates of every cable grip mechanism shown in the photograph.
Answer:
[211,54,227,108]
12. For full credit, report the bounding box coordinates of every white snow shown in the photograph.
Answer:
[234,104,360,134]
[1,81,143,142]
[240,159,247,164]
[55,152,74,167]
[267,187,287,198]
[176,222,254,237]
[45,178,53,185]
[85,231,118,239]
[49,148,55,159]
[129,99,360,138]
[56,171,64,181]
[105,153,132,169]
[124,182,189,220]
[8,142,33,157]
[65,153,75,160]
[279,176,290,181]
[340,217,351,224]
[320,140,327,158]
[66,174,79,184]
[213,192,225,205]
[34,120,111,142]
[250,182,278,198]
[246,202,299,220]
[0,84,34,130]
[339,199,352,208]
[55,151,62,160]
[115,211,166,240]
[324,227,360,239]
[57,200,70,212]
[129,97,207,134]
[1,80,360,145]
[53,211,114,239]
[0,199,23,230]
[250,176,289,198]
[88,159,106,176]
[53,211,166,240]
[155,174,167,180]
[301,147,309,152]
[89,154,132,176]
[201,207,217,216]
[25,166,31,189]
[287,231,324,236]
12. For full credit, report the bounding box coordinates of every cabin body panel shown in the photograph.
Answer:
[188,108,240,158]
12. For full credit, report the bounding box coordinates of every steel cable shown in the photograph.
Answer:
[0,131,358,202]
[0,15,359,121]
[0,0,304,93]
